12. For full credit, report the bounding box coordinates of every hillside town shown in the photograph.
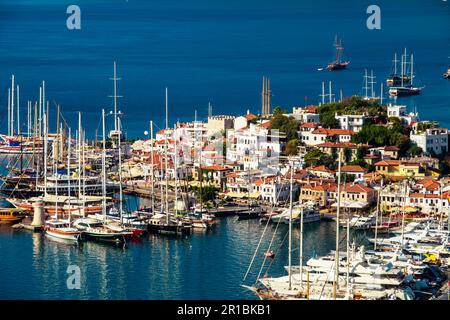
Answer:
[125,91,450,223]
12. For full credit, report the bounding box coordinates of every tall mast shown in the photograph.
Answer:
[261,77,266,116]
[333,149,343,299]
[363,69,368,99]
[39,86,42,137]
[374,179,383,251]
[165,137,169,224]
[165,87,168,129]
[393,53,398,75]
[77,112,82,205]
[288,161,294,290]
[7,89,10,136]
[17,85,20,135]
[334,35,338,63]
[321,81,325,105]
[400,180,407,247]
[11,75,15,136]
[102,109,107,221]
[267,78,271,115]
[370,70,375,98]
[299,196,304,288]
[82,128,86,215]
[27,101,31,137]
[111,61,121,132]
[42,81,45,136]
[68,127,72,224]
[150,120,155,214]
[410,53,414,85]
[174,124,178,215]
[118,117,123,225]
[328,81,333,103]
[380,83,384,105]
[43,110,48,196]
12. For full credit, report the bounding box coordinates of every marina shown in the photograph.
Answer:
[0,0,449,302]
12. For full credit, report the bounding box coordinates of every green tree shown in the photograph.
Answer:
[285,139,299,156]
[270,114,300,141]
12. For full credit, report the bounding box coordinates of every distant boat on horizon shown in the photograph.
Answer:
[326,35,350,71]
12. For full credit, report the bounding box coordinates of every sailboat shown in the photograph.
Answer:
[74,110,127,244]
[147,91,191,236]
[386,52,412,87]
[326,36,350,71]
[388,49,424,97]
[45,127,80,242]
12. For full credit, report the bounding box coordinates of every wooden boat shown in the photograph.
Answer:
[0,208,25,224]
[45,220,80,241]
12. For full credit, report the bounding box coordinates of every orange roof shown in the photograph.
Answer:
[305,105,318,113]
[254,179,264,186]
[302,183,337,192]
[259,120,272,128]
[312,128,354,136]
[375,160,401,166]
[341,183,374,193]
[316,141,358,149]
[300,122,319,128]
[202,165,230,171]
[226,172,239,178]
[308,165,335,174]
[244,113,258,121]
[341,165,367,173]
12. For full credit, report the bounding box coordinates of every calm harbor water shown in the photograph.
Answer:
[0,210,346,299]
[0,0,448,300]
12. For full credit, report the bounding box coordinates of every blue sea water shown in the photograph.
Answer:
[0,0,448,138]
[0,0,448,300]
[0,206,344,300]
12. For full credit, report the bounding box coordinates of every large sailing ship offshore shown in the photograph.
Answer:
[387,48,424,97]
[326,35,350,71]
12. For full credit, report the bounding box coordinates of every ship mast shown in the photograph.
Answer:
[333,149,343,299]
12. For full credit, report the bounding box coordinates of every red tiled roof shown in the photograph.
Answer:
[300,122,319,128]
[341,183,374,193]
[202,165,230,171]
[316,141,358,148]
[302,183,337,192]
[308,165,335,174]
[311,128,354,136]
[341,165,367,173]
[259,120,272,128]
[244,113,258,121]
[305,105,318,113]
[383,146,400,151]
[375,160,401,166]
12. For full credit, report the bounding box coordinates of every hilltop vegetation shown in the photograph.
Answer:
[317,96,386,128]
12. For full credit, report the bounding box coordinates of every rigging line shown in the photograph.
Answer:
[260,230,289,281]
[242,179,284,284]
[254,179,295,284]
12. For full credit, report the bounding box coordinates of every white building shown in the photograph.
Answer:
[257,180,297,204]
[292,106,320,123]
[387,104,419,125]
[300,127,353,146]
[227,122,284,171]
[410,127,448,155]
[335,114,366,132]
